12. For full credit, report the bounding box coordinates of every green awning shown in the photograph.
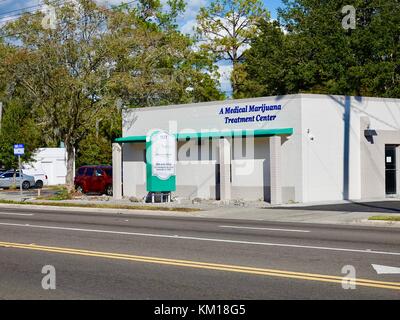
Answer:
[114,128,293,143]
[114,135,147,143]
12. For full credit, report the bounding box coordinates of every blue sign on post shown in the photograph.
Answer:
[13,144,25,196]
[13,144,25,156]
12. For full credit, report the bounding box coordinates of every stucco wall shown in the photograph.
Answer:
[122,142,146,197]
[300,96,361,201]
[301,95,400,202]
[122,95,303,202]
[121,94,400,202]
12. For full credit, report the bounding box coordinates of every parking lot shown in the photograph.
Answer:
[0,187,58,201]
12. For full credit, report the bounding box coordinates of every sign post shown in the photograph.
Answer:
[146,131,176,202]
[13,144,24,197]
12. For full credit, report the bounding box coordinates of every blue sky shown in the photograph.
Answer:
[0,0,284,94]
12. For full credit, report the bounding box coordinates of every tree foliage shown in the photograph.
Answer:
[238,0,400,98]
[0,0,223,189]
[75,108,122,168]
[0,99,42,169]
[196,0,269,96]
[107,4,223,107]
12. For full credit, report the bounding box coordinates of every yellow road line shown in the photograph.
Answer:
[1,241,399,291]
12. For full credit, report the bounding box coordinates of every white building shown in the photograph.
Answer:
[24,148,67,185]
[113,94,400,204]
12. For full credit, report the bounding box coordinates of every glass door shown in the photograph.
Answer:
[385,145,397,195]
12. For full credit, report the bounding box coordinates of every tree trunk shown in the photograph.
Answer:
[65,142,75,193]
[231,59,239,98]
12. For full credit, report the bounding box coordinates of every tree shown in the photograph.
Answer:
[0,99,42,170]
[196,0,269,97]
[75,108,122,168]
[0,42,42,170]
[238,0,400,98]
[107,3,224,107]
[2,0,117,191]
[234,20,292,98]
[0,41,8,101]
[2,0,223,191]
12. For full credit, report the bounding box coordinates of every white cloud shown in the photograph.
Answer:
[177,0,207,27]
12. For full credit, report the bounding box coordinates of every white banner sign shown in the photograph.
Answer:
[151,131,176,180]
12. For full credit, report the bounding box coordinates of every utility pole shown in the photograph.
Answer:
[18,155,22,197]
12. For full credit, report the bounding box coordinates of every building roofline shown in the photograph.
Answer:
[123,93,400,113]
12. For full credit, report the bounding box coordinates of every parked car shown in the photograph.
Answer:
[74,165,113,196]
[0,171,36,190]
[3,169,47,189]
[21,166,48,188]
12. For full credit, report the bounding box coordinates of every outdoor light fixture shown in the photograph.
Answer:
[364,124,377,144]
[364,129,377,137]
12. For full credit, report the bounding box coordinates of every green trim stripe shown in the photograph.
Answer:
[115,128,293,143]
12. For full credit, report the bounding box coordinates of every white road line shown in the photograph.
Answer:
[0,222,398,256]
[0,212,34,216]
[372,264,400,275]
[219,225,310,233]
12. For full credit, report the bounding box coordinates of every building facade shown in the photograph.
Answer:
[113,94,400,204]
[23,148,68,185]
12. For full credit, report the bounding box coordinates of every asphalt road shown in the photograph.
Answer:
[0,206,399,300]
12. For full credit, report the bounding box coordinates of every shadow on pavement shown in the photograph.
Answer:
[267,201,400,214]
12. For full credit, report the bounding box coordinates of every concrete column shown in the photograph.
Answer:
[219,138,231,201]
[112,143,123,200]
[269,135,282,205]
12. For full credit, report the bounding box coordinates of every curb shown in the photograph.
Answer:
[0,203,200,216]
[1,203,400,228]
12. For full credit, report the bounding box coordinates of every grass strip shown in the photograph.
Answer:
[368,215,400,222]
[0,199,200,213]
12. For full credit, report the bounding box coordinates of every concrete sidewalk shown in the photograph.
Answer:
[198,206,400,227]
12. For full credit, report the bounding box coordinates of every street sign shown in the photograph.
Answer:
[13,144,25,156]
[13,144,24,196]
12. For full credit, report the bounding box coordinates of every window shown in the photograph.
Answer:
[77,168,86,176]
[2,172,19,178]
[2,173,14,178]
[104,168,112,177]
[95,169,103,177]
[85,168,94,176]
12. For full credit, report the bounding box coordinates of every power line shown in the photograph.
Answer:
[0,0,66,26]
[0,2,45,17]
[0,0,62,18]
[0,0,137,23]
